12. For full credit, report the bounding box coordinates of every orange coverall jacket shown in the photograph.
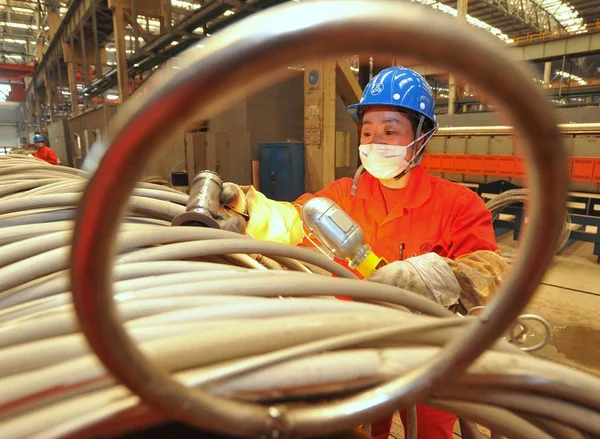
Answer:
[34,146,58,165]
[296,164,498,265]
[294,165,499,439]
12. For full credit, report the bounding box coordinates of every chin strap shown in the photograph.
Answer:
[393,115,426,180]
[351,165,364,196]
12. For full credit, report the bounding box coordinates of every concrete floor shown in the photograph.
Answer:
[499,233,600,379]
[389,232,600,439]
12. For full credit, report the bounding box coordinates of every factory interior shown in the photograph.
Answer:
[1,0,600,438]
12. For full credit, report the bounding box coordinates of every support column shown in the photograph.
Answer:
[372,56,393,77]
[44,73,55,123]
[34,92,43,131]
[165,0,172,33]
[63,43,79,116]
[335,59,363,106]
[462,83,470,113]
[132,0,140,52]
[92,6,102,79]
[558,55,566,97]
[543,61,552,88]
[304,60,336,192]
[448,0,468,115]
[447,78,457,116]
[358,56,371,89]
[80,24,91,88]
[109,0,130,102]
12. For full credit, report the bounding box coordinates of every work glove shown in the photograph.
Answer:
[444,250,509,311]
[220,182,304,245]
[368,253,461,308]
[368,250,508,311]
[220,182,249,216]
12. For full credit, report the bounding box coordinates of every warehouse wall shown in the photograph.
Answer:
[201,73,360,185]
[437,106,600,127]
[113,64,359,186]
[335,95,359,179]
[246,72,304,158]
[47,120,71,166]
[68,105,119,169]
[141,123,188,184]
[0,102,20,149]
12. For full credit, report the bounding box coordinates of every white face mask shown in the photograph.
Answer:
[358,141,417,180]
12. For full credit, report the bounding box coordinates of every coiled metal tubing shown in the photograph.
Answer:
[0,153,598,439]
[68,0,569,437]
[2,0,595,438]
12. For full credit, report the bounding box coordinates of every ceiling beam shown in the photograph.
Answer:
[477,0,563,33]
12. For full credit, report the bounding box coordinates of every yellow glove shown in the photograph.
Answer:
[220,183,304,245]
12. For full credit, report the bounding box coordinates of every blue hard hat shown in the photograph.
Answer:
[348,66,437,132]
[33,134,44,143]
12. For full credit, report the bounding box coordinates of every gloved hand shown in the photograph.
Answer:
[220,182,249,216]
[367,253,461,308]
[219,182,304,245]
[368,250,508,311]
[445,250,508,311]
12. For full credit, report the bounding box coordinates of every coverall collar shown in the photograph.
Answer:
[354,165,432,218]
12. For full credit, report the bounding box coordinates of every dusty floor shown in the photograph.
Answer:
[498,233,600,379]
[389,232,600,439]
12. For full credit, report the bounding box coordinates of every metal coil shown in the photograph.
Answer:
[69,0,567,437]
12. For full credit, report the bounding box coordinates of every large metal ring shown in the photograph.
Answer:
[70,0,567,437]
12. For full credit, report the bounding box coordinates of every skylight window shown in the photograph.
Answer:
[413,0,515,44]
[413,0,587,45]
[171,0,201,11]
[529,0,586,33]
[555,70,587,86]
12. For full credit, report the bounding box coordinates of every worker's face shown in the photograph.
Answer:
[360,106,416,161]
[34,142,43,149]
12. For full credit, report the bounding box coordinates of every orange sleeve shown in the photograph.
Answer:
[432,190,499,260]
[293,178,353,211]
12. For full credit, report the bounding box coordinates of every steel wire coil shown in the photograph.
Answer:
[1,1,595,438]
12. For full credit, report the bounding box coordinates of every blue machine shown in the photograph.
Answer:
[258,141,305,202]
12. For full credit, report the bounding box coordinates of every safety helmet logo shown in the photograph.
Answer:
[371,82,384,96]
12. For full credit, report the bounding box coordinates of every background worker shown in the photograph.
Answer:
[32,134,58,165]
[220,66,508,439]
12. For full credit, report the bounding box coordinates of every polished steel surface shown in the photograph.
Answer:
[302,197,366,261]
[187,170,223,218]
[171,170,223,228]
[69,0,567,437]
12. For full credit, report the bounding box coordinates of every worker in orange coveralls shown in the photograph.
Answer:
[32,134,58,165]
[220,66,508,439]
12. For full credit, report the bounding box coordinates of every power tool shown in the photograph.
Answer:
[300,197,388,277]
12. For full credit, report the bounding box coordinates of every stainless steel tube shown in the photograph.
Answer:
[70,0,567,437]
